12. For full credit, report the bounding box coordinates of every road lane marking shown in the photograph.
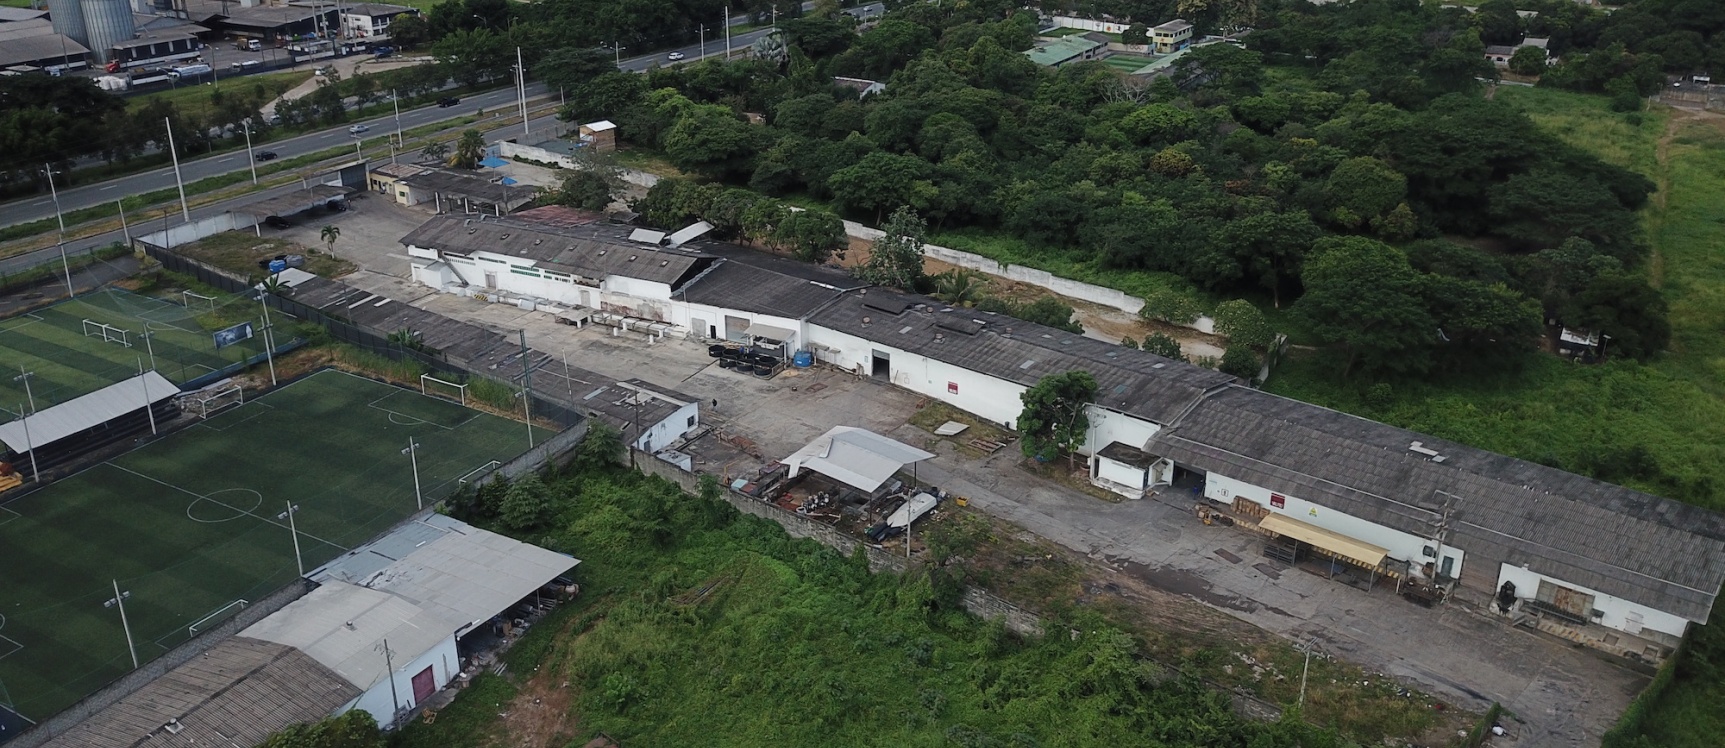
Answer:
[99,185,117,190]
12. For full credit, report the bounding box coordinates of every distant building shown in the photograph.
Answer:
[1023,36,1105,67]
[579,120,617,152]
[0,18,88,73]
[369,164,540,214]
[106,29,201,71]
[340,2,418,41]
[1486,36,1549,68]
[1151,19,1194,54]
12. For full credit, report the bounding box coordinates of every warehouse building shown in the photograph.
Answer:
[394,214,1725,662]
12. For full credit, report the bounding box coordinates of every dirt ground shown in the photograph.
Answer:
[487,615,589,748]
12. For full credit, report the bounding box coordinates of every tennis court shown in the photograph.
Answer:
[0,288,265,416]
[0,369,550,723]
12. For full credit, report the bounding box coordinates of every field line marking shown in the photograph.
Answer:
[105,464,351,553]
[0,505,21,528]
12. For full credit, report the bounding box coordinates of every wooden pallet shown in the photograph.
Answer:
[968,438,1007,454]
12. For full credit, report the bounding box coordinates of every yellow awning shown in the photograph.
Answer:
[1259,513,1388,569]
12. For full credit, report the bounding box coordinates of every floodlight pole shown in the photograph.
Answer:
[724,6,731,58]
[164,118,191,221]
[117,199,131,245]
[17,403,38,482]
[519,330,534,448]
[392,89,403,149]
[109,580,139,670]
[142,330,157,372]
[404,439,423,510]
[44,165,75,297]
[279,502,303,576]
[257,289,278,386]
[516,46,529,138]
[14,368,35,415]
[136,358,157,435]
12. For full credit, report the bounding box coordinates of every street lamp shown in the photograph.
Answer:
[402,439,423,510]
[277,502,304,576]
[609,42,625,65]
[104,581,139,670]
[699,25,706,59]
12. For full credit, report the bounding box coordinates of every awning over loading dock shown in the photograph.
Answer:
[1259,513,1388,569]
[741,322,796,343]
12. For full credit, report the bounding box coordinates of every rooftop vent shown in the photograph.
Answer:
[1409,441,1440,457]
[467,228,477,234]
[862,316,872,324]
[898,325,913,334]
[628,255,637,262]
[534,239,543,245]
[598,249,606,255]
[499,233,509,240]
[1152,362,1166,369]
[661,260,669,267]
[1019,359,1036,370]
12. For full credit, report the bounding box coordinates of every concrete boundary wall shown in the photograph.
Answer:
[137,211,258,250]
[840,220,1217,334]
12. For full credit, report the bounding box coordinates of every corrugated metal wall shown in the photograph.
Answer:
[46,0,89,47]
[79,0,135,63]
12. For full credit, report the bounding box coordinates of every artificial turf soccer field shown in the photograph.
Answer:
[0,369,547,723]
[0,289,264,414]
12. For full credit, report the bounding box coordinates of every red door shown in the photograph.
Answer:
[410,666,435,703]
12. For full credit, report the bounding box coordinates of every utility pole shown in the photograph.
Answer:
[724,5,731,59]
[243,121,258,185]
[106,581,139,670]
[516,47,529,138]
[392,88,403,149]
[164,118,191,221]
[257,288,278,386]
[1297,637,1318,709]
[117,198,131,245]
[700,25,705,59]
[379,639,401,726]
[278,502,303,576]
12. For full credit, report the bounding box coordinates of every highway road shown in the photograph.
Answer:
[0,10,860,230]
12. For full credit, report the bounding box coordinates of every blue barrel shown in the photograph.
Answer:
[268,259,287,274]
[793,350,813,368]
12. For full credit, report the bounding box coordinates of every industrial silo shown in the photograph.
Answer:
[46,0,89,48]
[80,0,136,64]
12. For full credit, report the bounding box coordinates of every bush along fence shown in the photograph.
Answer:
[1600,630,1689,748]
[136,240,586,431]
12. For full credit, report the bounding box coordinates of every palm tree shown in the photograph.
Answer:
[420,141,448,163]
[449,129,486,169]
[320,224,341,258]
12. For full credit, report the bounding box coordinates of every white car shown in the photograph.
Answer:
[667,51,685,61]
[349,124,370,134]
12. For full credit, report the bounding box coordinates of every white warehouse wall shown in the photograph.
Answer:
[345,633,458,727]
[1496,563,1690,638]
[805,325,1027,427]
[637,400,700,453]
[1205,473,1462,575]
[1081,406,1161,458]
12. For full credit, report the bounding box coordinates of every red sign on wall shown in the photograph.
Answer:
[948,381,959,394]
[1270,493,1286,509]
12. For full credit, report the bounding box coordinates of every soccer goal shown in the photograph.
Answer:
[420,373,468,406]
[81,319,132,347]
[187,599,248,637]
[182,290,218,313]
[184,383,244,419]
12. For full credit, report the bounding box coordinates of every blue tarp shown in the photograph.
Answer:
[478,157,508,168]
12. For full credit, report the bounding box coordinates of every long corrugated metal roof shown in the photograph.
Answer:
[242,582,453,692]
[41,636,358,748]
[1146,385,1725,623]
[0,371,176,454]
[310,514,579,629]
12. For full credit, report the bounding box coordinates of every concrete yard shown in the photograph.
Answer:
[331,252,1648,748]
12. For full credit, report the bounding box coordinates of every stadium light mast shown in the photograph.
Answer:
[278,502,304,576]
[43,164,75,297]
[136,358,157,435]
[163,118,191,221]
[256,288,278,386]
[13,368,36,415]
[16,402,38,482]
[105,581,139,670]
[402,439,423,510]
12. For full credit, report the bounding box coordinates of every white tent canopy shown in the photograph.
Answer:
[0,371,177,453]
[783,426,934,494]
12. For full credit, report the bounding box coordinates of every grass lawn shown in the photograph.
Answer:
[1102,56,1152,73]
[173,230,356,281]
[0,370,543,723]
[124,71,312,122]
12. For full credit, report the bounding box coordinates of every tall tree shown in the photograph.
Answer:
[855,206,927,291]
[773,210,847,263]
[1295,237,1436,378]
[1017,370,1098,466]
[449,128,487,169]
